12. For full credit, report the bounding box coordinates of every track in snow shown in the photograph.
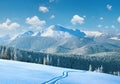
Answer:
[42,71,75,84]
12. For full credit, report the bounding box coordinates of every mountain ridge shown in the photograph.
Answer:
[0,25,120,55]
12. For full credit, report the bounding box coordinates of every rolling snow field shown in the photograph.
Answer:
[0,59,120,84]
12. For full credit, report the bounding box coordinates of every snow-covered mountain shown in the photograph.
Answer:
[32,31,41,37]
[41,25,85,38]
[16,31,34,38]
[0,25,120,55]
[0,34,11,44]
[7,25,91,53]
[83,30,103,37]
[0,59,120,84]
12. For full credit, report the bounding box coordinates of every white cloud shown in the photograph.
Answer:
[83,15,86,18]
[71,15,84,25]
[49,0,55,3]
[111,25,115,28]
[50,15,55,19]
[105,26,109,29]
[26,16,46,31]
[39,6,49,13]
[97,24,102,28]
[100,17,104,20]
[106,4,112,10]
[0,18,20,30]
[117,16,120,23]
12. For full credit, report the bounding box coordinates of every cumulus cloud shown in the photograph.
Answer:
[106,4,112,10]
[50,15,55,19]
[71,15,84,25]
[111,25,115,28]
[26,16,46,30]
[105,26,109,29]
[0,18,20,30]
[97,24,102,28]
[100,17,104,20]
[117,16,120,23]
[83,15,86,18]
[39,6,49,13]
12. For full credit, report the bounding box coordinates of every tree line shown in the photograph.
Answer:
[0,45,120,76]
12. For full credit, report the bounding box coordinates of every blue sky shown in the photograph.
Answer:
[0,0,120,36]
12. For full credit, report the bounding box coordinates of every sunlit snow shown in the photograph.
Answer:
[0,59,120,84]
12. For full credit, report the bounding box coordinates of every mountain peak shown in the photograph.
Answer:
[17,30,34,38]
[24,31,34,35]
[41,25,86,38]
[32,31,41,37]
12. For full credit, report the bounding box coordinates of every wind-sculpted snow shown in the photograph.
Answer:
[0,59,120,84]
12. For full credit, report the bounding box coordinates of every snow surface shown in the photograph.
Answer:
[83,30,103,37]
[41,25,85,38]
[0,59,120,84]
[110,37,120,40]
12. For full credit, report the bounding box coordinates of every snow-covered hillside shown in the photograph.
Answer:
[0,59,120,84]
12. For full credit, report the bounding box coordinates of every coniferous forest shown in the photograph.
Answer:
[0,45,120,76]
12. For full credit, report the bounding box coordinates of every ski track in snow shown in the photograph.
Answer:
[42,71,75,84]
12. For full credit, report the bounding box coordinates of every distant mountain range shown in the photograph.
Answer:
[1,25,120,55]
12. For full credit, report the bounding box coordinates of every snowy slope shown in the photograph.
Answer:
[16,31,34,38]
[0,59,120,84]
[41,25,85,38]
[0,34,10,44]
